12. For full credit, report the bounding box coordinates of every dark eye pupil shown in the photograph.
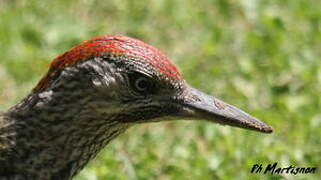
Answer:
[128,72,155,94]
[135,78,150,91]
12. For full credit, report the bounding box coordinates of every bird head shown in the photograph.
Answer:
[33,35,272,133]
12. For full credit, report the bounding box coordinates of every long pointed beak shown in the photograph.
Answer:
[175,85,273,133]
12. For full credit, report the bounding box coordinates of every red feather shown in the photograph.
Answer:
[35,35,181,91]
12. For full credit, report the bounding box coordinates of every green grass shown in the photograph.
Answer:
[0,0,320,179]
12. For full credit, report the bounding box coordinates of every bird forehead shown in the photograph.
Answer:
[35,35,181,91]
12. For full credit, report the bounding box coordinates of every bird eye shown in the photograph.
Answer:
[128,72,155,94]
[135,77,150,92]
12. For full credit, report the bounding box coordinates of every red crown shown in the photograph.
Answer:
[35,35,181,91]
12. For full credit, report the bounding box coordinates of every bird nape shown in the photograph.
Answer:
[0,35,272,180]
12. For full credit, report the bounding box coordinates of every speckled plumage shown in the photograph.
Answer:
[0,35,272,180]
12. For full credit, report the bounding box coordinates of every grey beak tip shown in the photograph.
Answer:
[262,125,273,133]
[240,118,273,134]
[248,120,273,133]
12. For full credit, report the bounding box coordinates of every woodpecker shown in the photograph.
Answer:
[0,35,272,180]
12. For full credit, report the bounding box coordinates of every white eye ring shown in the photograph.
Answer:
[135,77,150,92]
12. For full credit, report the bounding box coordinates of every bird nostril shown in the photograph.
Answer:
[214,99,226,110]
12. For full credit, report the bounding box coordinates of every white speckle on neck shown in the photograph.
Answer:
[92,79,102,87]
[36,90,53,107]
[38,90,53,99]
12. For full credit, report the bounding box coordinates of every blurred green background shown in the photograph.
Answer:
[0,0,320,179]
